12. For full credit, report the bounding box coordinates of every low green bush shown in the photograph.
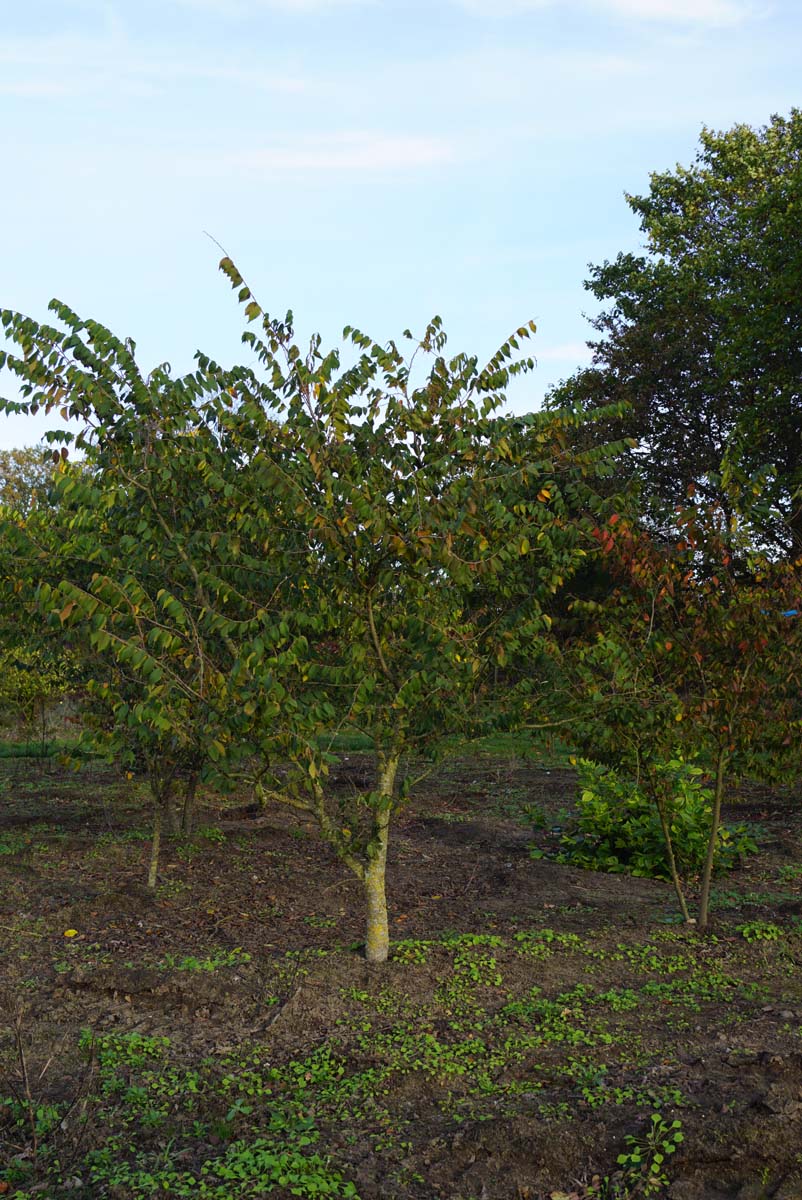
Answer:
[547,757,756,881]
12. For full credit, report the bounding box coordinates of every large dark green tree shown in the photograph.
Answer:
[551,110,802,552]
[0,445,57,514]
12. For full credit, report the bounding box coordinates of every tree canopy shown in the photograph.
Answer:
[2,112,802,957]
[0,445,57,514]
[550,110,802,552]
[0,262,627,959]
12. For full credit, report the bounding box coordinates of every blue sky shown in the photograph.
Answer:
[1,0,800,448]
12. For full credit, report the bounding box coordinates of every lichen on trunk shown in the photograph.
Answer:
[360,751,399,964]
[363,802,392,963]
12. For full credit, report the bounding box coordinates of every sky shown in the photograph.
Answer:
[1,0,800,448]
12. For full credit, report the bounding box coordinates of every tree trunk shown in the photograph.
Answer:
[363,754,398,964]
[38,696,48,761]
[180,773,199,837]
[163,787,179,838]
[698,746,727,931]
[653,783,691,924]
[147,805,162,890]
[363,808,391,964]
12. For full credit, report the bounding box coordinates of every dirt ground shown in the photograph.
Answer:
[1,752,801,1199]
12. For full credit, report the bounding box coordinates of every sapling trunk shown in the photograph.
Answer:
[38,696,48,761]
[163,788,179,838]
[698,747,727,931]
[180,773,199,836]
[147,805,162,890]
[653,785,691,924]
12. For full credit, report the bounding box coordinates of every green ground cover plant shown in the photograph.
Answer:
[1,751,801,1197]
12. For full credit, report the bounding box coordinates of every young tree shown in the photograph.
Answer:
[0,302,259,878]
[0,265,626,958]
[200,262,627,962]
[565,500,802,928]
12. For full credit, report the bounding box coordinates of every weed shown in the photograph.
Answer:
[95,828,151,846]
[391,938,431,965]
[0,830,31,856]
[305,914,337,929]
[615,1112,684,1196]
[736,921,784,943]
[595,988,639,1012]
[157,877,188,898]
[197,824,226,844]
[159,947,251,972]
[494,786,547,827]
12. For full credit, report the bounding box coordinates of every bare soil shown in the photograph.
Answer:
[1,752,801,1199]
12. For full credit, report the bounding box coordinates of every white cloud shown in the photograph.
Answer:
[456,0,552,11]
[591,0,755,24]
[168,0,371,11]
[455,0,757,23]
[0,78,76,97]
[0,33,309,100]
[224,132,457,173]
[168,0,756,20]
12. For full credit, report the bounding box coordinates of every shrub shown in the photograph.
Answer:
[550,757,756,881]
